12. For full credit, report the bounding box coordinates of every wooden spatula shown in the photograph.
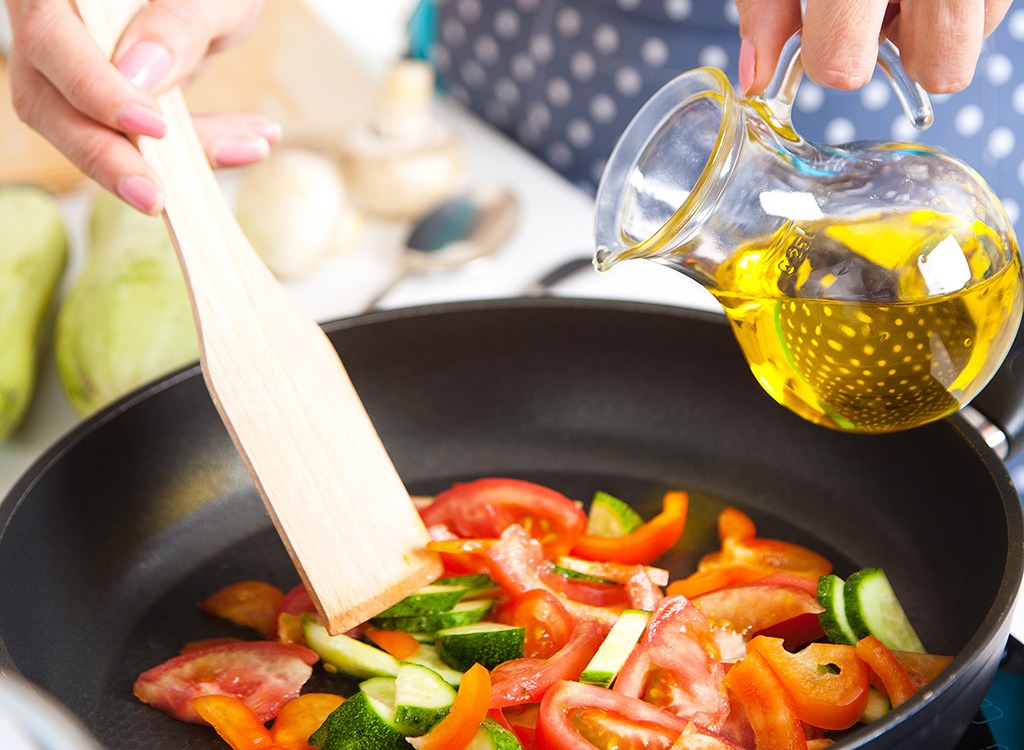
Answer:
[74,0,444,634]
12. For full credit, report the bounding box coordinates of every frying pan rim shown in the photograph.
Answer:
[0,296,1020,746]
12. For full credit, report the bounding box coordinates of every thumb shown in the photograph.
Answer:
[111,0,264,94]
[734,0,802,96]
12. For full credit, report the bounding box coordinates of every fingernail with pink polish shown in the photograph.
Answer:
[215,136,270,167]
[253,120,283,144]
[739,37,755,96]
[116,175,163,214]
[116,41,171,91]
[118,103,167,137]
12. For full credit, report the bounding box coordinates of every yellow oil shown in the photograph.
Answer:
[712,210,1023,432]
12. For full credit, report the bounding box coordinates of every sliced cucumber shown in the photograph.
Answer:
[843,568,926,653]
[373,598,496,634]
[375,584,470,618]
[405,644,466,688]
[465,717,523,749]
[304,620,400,679]
[435,573,495,590]
[580,609,651,688]
[586,491,644,537]
[436,622,526,671]
[394,662,457,736]
[817,574,858,645]
[858,687,892,725]
[308,682,411,750]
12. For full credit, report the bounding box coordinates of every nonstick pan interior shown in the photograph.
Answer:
[0,298,1020,749]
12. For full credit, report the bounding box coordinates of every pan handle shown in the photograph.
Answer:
[968,318,1024,460]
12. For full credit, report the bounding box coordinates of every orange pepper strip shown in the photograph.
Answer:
[189,694,273,750]
[570,491,688,565]
[718,507,757,541]
[666,564,770,599]
[417,663,492,750]
[365,628,421,660]
[270,693,345,748]
[854,636,917,708]
[426,538,497,555]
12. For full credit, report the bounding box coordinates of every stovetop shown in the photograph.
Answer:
[955,636,1023,749]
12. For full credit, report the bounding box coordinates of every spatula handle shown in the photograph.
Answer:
[74,0,444,634]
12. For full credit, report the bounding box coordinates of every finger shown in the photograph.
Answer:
[802,0,890,90]
[892,0,984,93]
[9,0,167,138]
[734,0,803,95]
[6,48,164,213]
[112,0,265,96]
[192,112,282,168]
[981,0,1014,36]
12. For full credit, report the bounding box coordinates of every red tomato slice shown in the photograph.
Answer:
[722,651,808,749]
[199,580,285,638]
[502,703,541,747]
[491,619,608,708]
[420,478,587,558]
[485,524,624,626]
[133,641,318,724]
[537,679,690,750]
[495,589,575,658]
[691,582,824,640]
[669,721,746,749]
[746,636,870,731]
[614,595,731,730]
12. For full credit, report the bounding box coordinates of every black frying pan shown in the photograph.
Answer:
[0,298,1021,749]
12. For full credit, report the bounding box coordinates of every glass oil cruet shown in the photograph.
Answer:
[594,32,1023,434]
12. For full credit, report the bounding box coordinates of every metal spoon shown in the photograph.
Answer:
[364,184,518,310]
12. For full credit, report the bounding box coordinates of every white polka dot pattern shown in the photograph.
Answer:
[432,0,1024,239]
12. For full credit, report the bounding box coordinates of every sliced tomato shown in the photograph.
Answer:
[670,721,746,749]
[485,524,624,626]
[722,651,808,749]
[614,595,731,730]
[571,491,688,565]
[537,679,689,750]
[746,636,870,731]
[133,641,318,724]
[421,478,587,558]
[491,619,607,708]
[502,703,540,747]
[273,584,316,640]
[691,582,823,640]
[890,650,953,691]
[495,589,575,658]
[199,580,285,638]
[854,636,918,707]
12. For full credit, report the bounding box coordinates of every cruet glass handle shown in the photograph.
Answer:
[758,30,934,133]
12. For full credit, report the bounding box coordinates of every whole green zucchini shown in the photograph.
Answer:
[0,184,68,442]
[55,190,198,416]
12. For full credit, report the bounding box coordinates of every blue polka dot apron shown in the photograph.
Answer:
[425,0,1024,238]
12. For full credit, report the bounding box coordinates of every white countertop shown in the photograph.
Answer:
[0,98,1020,643]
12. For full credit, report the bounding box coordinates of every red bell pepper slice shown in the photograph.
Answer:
[570,491,688,565]
[747,636,870,730]
[854,635,918,707]
[723,651,808,749]
[417,663,492,750]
